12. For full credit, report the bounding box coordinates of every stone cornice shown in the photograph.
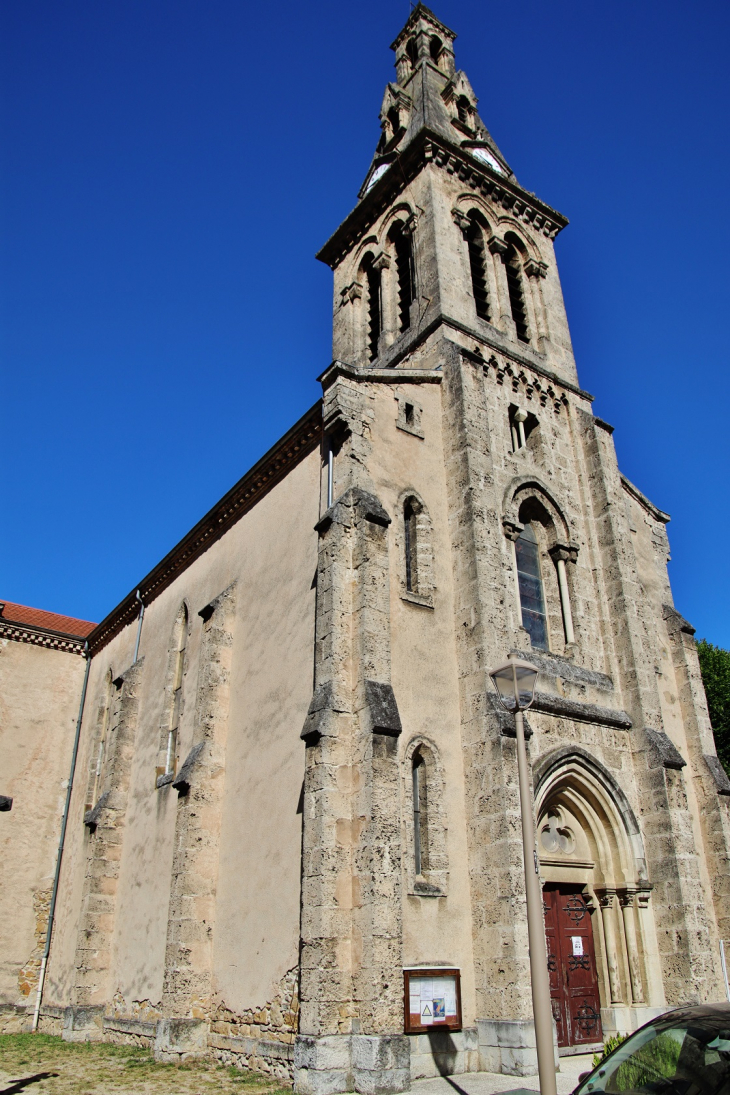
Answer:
[0,619,87,655]
[316,128,568,270]
[86,402,323,657]
[620,474,670,524]
[318,359,443,388]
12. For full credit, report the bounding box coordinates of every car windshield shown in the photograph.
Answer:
[575,1016,730,1095]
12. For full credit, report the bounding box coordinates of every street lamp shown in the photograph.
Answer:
[489,654,556,1095]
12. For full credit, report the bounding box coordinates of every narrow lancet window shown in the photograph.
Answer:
[504,242,530,343]
[165,607,188,776]
[363,253,382,361]
[404,498,418,593]
[392,223,416,332]
[466,214,490,321]
[412,752,429,875]
[91,670,115,807]
[515,522,548,649]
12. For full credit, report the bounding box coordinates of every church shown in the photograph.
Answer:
[2,6,729,1092]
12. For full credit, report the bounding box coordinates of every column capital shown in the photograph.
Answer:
[487,234,509,257]
[549,542,579,564]
[502,518,524,542]
[524,257,549,279]
[340,281,363,306]
[451,208,471,237]
[617,888,638,908]
[372,250,391,271]
[595,888,617,908]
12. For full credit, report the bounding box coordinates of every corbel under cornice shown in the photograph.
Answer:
[0,619,87,655]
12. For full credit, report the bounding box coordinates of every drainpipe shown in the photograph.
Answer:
[32,642,91,1032]
[133,590,144,663]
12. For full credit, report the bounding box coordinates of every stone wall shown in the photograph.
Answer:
[0,637,87,1012]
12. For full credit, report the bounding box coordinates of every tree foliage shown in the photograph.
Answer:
[696,639,730,775]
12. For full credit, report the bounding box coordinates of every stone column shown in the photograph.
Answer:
[373,251,392,356]
[524,259,549,349]
[597,890,622,1004]
[156,584,237,1059]
[618,891,644,1004]
[70,660,144,1034]
[296,487,408,1095]
[487,236,513,335]
[548,544,578,648]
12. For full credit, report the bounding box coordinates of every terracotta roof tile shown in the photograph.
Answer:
[0,599,96,639]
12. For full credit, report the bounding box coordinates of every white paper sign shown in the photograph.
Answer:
[409,974,458,1025]
[572,936,584,956]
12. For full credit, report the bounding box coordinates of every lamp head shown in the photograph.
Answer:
[488,654,539,712]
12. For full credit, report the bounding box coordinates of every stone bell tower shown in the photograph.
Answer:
[297,5,730,1093]
[320,2,574,387]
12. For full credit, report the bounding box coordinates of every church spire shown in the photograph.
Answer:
[360,3,514,198]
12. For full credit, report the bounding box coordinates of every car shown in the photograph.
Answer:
[573,1003,730,1095]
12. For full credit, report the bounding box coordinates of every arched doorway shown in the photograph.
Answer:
[534,748,659,1049]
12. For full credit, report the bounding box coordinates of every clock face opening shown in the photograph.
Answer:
[470,146,504,174]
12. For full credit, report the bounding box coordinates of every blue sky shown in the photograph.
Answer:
[2,0,729,646]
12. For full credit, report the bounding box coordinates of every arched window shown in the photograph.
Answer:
[165,606,188,777]
[515,522,548,649]
[404,497,419,593]
[412,750,429,875]
[390,222,415,332]
[387,106,401,142]
[362,253,382,362]
[429,36,442,63]
[406,37,419,68]
[503,239,530,343]
[90,669,115,808]
[465,213,490,321]
[509,405,538,452]
[456,96,472,129]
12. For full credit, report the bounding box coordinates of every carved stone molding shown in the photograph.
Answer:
[548,542,579,565]
[502,518,523,542]
[524,258,548,279]
[451,207,471,237]
[487,234,508,257]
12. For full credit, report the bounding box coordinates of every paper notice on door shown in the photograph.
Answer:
[572,936,584,956]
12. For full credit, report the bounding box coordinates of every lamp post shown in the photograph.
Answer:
[489,654,556,1095]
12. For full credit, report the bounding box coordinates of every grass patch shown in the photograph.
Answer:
[0,1033,293,1094]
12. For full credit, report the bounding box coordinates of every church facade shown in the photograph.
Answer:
[2,7,729,1092]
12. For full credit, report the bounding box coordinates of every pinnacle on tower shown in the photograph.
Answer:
[360,3,513,198]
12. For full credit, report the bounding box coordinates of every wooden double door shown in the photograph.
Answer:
[543,884,603,1048]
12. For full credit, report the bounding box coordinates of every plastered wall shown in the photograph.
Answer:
[0,639,87,1007]
[44,448,320,1026]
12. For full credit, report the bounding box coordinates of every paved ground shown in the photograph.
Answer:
[411,1053,595,1095]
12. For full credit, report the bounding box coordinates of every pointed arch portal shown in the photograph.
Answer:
[534,748,658,1047]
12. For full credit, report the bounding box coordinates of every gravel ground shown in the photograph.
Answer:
[0,1034,293,1095]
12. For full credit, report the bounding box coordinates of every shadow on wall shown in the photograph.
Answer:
[427,1028,460,1078]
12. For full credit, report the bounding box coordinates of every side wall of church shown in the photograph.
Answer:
[42,448,320,1058]
[0,640,87,1015]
